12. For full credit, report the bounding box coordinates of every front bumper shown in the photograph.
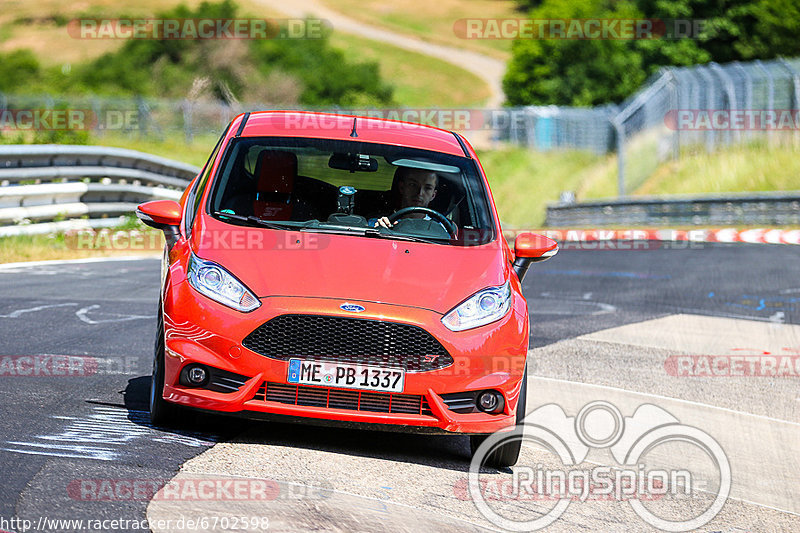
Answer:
[162,283,529,435]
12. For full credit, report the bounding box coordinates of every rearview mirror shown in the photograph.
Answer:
[512,232,558,281]
[329,152,378,172]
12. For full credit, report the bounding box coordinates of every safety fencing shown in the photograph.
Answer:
[2,56,798,192]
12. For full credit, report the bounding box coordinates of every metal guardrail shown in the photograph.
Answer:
[545,192,800,227]
[0,145,198,236]
[0,145,199,178]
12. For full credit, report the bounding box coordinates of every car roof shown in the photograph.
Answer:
[236,111,469,157]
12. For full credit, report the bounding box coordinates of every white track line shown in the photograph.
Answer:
[528,375,800,427]
[0,255,160,270]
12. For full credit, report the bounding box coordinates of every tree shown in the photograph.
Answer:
[504,0,797,106]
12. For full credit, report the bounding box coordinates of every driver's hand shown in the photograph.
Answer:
[375,216,397,229]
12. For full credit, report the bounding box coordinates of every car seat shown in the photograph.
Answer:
[253,150,297,219]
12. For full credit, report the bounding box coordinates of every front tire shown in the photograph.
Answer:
[150,310,182,427]
[470,363,528,468]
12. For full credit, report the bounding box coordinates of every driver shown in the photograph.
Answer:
[374,166,439,229]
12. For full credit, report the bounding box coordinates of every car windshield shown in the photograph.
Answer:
[207,136,495,246]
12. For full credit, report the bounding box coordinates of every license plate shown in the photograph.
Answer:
[287,359,405,393]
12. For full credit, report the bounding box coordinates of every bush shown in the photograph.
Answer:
[504,0,797,106]
[73,0,393,105]
[0,50,41,92]
[0,0,394,107]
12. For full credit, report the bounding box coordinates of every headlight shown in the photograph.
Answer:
[187,253,260,312]
[441,281,511,331]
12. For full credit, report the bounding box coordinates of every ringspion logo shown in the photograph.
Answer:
[469,401,730,531]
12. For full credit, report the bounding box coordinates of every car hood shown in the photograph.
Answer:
[192,220,508,314]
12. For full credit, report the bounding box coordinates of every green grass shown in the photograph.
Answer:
[0,225,163,264]
[90,132,221,167]
[482,141,800,227]
[5,138,800,264]
[317,0,517,60]
[328,32,490,108]
[478,146,605,227]
[575,141,800,202]
[0,0,490,109]
[637,142,800,195]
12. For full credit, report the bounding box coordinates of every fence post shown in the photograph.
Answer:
[778,58,800,148]
[182,99,193,144]
[732,62,753,143]
[510,108,520,145]
[91,97,102,138]
[710,62,738,145]
[612,118,625,197]
[755,60,775,144]
[696,66,717,152]
[666,69,680,160]
[687,68,702,147]
[136,96,149,138]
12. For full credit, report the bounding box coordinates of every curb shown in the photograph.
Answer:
[503,228,800,245]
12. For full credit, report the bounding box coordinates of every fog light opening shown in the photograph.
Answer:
[186,365,208,386]
[477,390,504,414]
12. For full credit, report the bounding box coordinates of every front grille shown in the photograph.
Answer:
[242,314,453,372]
[252,382,434,416]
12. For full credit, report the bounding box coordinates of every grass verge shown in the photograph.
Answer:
[478,145,604,227]
[3,138,800,263]
[317,0,518,61]
[328,32,490,107]
[0,0,490,109]
[0,225,163,264]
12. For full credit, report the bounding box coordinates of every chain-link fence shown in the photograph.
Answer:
[499,105,618,154]
[0,93,243,143]
[611,58,800,196]
[497,57,800,196]
[1,57,798,197]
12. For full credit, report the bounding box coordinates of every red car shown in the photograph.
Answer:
[136,111,557,467]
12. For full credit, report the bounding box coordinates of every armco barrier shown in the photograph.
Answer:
[0,145,198,236]
[545,192,800,227]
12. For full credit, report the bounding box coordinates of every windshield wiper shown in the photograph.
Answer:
[214,212,449,243]
[365,229,450,245]
[213,211,320,231]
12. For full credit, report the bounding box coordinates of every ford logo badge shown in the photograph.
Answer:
[340,303,365,313]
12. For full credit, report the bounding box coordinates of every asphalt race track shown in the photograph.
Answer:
[0,243,798,532]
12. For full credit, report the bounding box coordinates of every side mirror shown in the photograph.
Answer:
[136,200,182,247]
[512,232,558,281]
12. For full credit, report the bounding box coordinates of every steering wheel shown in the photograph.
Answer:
[388,207,458,238]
